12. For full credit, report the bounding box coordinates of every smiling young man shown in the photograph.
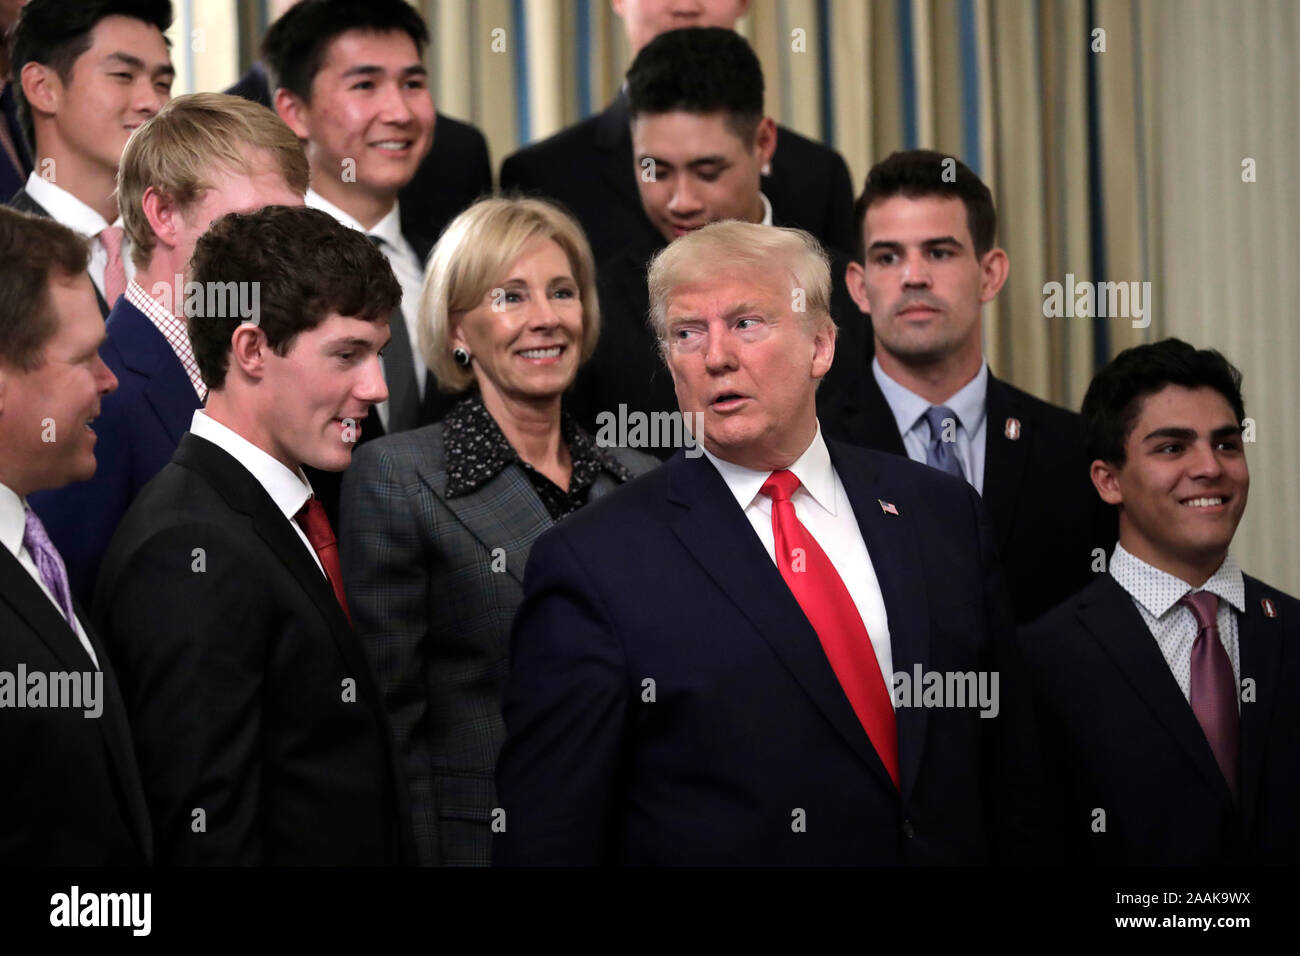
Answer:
[8,0,173,315]
[28,92,308,607]
[93,205,416,865]
[569,26,869,458]
[1010,339,1300,865]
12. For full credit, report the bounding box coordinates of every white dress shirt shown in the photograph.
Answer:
[188,411,325,577]
[759,192,773,226]
[0,482,99,669]
[701,422,895,693]
[872,357,989,495]
[306,189,427,431]
[1108,542,1243,707]
[24,171,136,301]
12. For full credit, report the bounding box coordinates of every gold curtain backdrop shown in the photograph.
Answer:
[171,0,1299,592]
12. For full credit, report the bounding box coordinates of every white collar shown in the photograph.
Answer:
[306,187,403,247]
[188,410,314,524]
[0,482,29,562]
[759,192,773,227]
[701,420,837,517]
[872,356,989,437]
[1110,541,1246,619]
[24,170,121,235]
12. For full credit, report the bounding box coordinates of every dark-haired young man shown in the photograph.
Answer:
[500,0,854,262]
[94,205,414,865]
[0,205,150,865]
[7,0,174,315]
[568,27,870,457]
[1011,339,1300,864]
[843,149,1115,625]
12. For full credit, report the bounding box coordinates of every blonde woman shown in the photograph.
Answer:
[339,197,658,866]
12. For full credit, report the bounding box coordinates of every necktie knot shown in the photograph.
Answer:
[1180,590,1220,631]
[99,224,125,255]
[22,505,76,630]
[760,469,802,503]
[922,404,960,439]
[295,497,336,551]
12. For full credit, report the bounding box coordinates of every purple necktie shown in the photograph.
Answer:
[1180,590,1239,801]
[22,505,77,632]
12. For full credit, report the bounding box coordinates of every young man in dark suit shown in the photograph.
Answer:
[843,150,1116,625]
[0,205,150,865]
[28,92,307,607]
[94,205,414,865]
[7,0,174,316]
[1012,339,1300,865]
[499,0,854,262]
[567,27,871,457]
[496,221,1019,865]
[225,0,491,247]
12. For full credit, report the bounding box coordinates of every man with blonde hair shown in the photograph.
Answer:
[496,220,1019,866]
[29,92,307,604]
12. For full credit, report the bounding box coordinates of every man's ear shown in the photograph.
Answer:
[810,318,837,381]
[754,116,777,171]
[273,87,311,140]
[978,247,1010,303]
[228,324,269,380]
[1091,458,1124,506]
[844,260,872,316]
[140,186,181,254]
[20,62,61,128]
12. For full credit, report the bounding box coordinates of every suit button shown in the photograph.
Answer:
[902,819,915,839]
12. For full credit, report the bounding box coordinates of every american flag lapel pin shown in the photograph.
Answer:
[878,499,899,516]
[1004,417,1022,440]
[1262,597,1278,618]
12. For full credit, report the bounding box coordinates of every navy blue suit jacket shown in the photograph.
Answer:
[30,296,201,605]
[495,439,1020,865]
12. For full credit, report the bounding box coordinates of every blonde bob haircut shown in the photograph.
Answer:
[118,92,310,270]
[646,221,836,356]
[419,197,600,393]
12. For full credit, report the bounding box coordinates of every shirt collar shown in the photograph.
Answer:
[24,170,119,235]
[872,356,989,436]
[306,187,403,246]
[701,421,838,517]
[188,410,314,523]
[759,192,773,227]
[1109,541,1246,619]
[0,481,28,561]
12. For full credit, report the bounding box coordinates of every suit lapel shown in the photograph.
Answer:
[981,376,1030,553]
[1237,576,1283,836]
[827,441,932,801]
[0,548,95,672]
[1078,575,1235,807]
[664,452,896,790]
[857,368,910,457]
[426,465,552,587]
[111,301,201,443]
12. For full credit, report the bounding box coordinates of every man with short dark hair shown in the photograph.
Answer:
[94,205,415,865]
[500,0,854,262]
[844,149,1116,625]
[8,0,174,315]
[568,27,869,458]
[1010,338,1300,864]
[0,205,150,865]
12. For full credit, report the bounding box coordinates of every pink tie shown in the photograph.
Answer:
[99,225,127,306]
[1180,590,1239,801]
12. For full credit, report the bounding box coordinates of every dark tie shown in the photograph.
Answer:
[1180,590,1239,800]
[921,405,965,480]
[761,470,899,787]
[22,505,77,631]
[295,497,351,624]
[367,234,421,433]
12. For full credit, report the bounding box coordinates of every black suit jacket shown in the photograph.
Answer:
[1011,573,1300,864]
[93,433,415,865]
[500,93,856,263]
[0,546,151,865]
[7,187,111,317]
[841,368,1116,626]
[225,63,492,244]
[0,82,32,203]
[495,441,1019,865]
[568,232,873,457]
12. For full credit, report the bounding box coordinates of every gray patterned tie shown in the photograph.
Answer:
[368,234,421,433]
[922,404,965,480]
[22,505,76,631]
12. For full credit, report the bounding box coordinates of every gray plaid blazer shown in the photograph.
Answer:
[339,420,658,866]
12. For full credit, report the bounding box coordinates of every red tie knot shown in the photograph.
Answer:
[1180,589,1220,631]
[295,497,336,550]
[760,469,801,503]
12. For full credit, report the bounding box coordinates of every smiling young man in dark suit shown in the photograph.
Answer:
[499,0,854,263]
[0,205,150,865]
[843,150,1116,626]
[27,92,307,607]
[496,220,1019,865]
[1010,339,1300,865]
[94,205,414,865]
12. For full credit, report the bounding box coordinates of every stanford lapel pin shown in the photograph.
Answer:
[1262,597,1278,618]
[1004,417,1022,440]
[878,499,899,516]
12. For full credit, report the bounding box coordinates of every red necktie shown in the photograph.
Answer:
[295,497,351,624]
[760,469,899,788]
[1180,590,1239,800]
[99,225,127,306]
